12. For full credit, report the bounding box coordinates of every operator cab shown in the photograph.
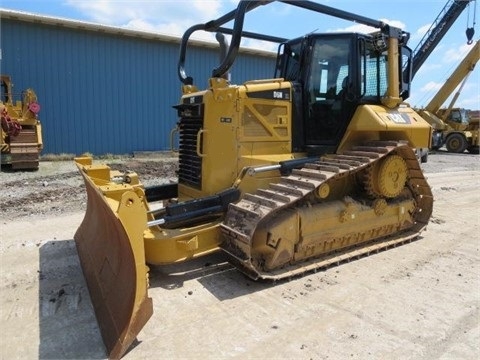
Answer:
[275,32,412,155]
[445,108,470,125]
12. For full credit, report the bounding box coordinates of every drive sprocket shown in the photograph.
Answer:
[364,154,408,198]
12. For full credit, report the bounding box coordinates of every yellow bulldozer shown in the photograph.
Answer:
[0,75,43,169]
[73,1,434,358]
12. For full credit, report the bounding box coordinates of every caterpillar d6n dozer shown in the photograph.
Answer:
[73,1,433,357]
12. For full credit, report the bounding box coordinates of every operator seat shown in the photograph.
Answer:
[336,76,349,100]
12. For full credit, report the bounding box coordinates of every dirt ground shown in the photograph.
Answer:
[0,150,479,359]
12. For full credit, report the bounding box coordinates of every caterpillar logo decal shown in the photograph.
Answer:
[388,113,411,124]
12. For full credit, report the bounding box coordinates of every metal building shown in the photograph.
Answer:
[0,10,277,155]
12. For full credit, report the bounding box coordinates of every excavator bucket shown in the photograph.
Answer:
[74,157,153,359]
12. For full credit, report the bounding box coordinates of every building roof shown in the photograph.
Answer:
[0,8,276,57]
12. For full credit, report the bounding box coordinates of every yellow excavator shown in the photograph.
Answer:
[74,1,433,358]
[1,75,43,169]
[417,40,479,153]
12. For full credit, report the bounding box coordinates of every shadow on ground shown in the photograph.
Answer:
[38,242,272,359]
[38,239,105,359]
[149,251,275,301]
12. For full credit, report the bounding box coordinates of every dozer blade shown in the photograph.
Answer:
[74,158,153,359]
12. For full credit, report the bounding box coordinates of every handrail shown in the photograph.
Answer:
[177,0,405,86]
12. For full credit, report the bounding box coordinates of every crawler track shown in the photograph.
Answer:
[221,141,433,280]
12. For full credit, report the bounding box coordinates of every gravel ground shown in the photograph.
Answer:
[0,148,479,360]
[1,149,478,221]
[0,153,178,219]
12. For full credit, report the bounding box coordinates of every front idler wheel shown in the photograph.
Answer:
[365,154,408,198]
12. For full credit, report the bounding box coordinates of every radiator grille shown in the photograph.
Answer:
[178,117,203,189]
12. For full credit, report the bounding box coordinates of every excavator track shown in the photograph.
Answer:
[220,141,433,280]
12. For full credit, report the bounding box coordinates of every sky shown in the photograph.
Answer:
[1,0,479,109]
